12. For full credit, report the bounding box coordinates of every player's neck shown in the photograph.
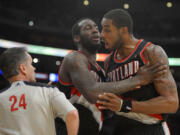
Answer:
[78,48,97,65]
[117,36,139,60]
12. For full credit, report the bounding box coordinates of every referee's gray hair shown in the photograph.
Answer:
[0,47,28,79]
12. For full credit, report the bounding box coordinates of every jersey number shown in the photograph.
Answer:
[9,94,27,112]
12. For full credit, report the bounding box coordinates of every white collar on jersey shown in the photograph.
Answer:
[11,81,25,87]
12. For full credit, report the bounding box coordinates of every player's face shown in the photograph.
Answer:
[101,18,123,50]
[79,19,101,52]
[24,53,36,82]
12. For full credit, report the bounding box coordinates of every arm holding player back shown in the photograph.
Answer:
[132,45,179,113]
[64,52,166,104]
[98,45,179,114]
[50,87,79,135]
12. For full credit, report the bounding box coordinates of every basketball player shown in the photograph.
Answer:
[0,47,79,135]
[97,9,179,135]
[58,18,167,135]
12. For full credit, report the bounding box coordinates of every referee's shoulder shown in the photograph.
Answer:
[0,84,11,94]
[24,81,56,89]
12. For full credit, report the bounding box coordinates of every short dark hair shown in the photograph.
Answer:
[71,17,93,39]
[104,9,133,34]
[0,47,28,79]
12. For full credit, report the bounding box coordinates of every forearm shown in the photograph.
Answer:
[132,95,178,114]
[93,76,140,94]
[84,76,141,103]
[66,110,79,135]
[105,76,141,94]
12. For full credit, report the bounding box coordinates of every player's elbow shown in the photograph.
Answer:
[81,86,99,104]
[172,97,179,113]
[83,92,97,104]
[84,89,99,104]
[167,96,179,113]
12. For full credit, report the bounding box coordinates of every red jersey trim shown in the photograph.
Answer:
[58,60,73,86]
[114,39,143,63]
[71,87,81,97]
[58,50,92,85]
[140,42,152,64]
[74,50,91,70]
[76,50,102,71]
[148,114,163,120]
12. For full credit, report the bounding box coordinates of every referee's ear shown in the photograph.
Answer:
[19,63,26,76]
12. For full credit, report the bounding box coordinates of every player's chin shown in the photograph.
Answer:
[105,43,112,50]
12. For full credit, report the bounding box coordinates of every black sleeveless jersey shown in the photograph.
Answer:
[58,51,106,99]
[106,39,167,121]
[58,51,107,130]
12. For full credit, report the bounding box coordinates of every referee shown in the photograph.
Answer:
[0,47,79,135]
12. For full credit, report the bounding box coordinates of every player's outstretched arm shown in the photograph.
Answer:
[132,45,179,114]
[65,52,167,104]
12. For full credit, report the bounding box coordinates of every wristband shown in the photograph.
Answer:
[119,99,132,113]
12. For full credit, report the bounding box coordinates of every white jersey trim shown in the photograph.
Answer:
[162,122,171,135]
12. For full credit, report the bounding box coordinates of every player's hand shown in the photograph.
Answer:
[97,93,122,112]
[136,62,167,86]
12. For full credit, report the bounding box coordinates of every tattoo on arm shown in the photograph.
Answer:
[133,44,179,113]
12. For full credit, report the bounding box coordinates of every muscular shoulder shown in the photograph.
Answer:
[142,44,169,65]
[63,51,89,71]
[65,51,87,63]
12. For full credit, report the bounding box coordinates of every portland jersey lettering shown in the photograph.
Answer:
[106,39,168,123]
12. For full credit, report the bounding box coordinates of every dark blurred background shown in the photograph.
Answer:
[0,0,179,134]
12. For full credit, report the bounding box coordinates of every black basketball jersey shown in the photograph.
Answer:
[105,39,167,122]
[58,51,106,99]
[58,51,107,129]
